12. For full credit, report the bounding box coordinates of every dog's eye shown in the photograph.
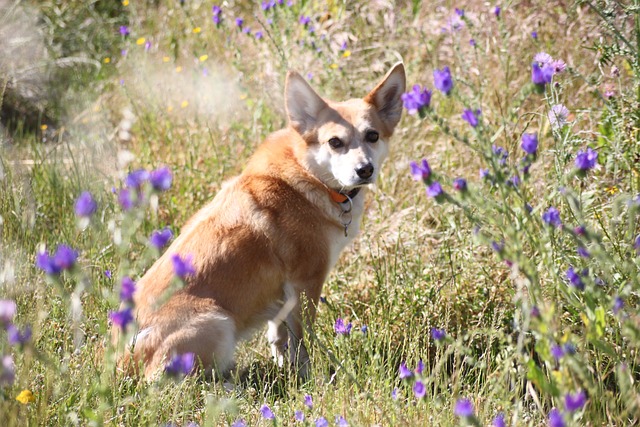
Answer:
[365,130,379,143]
[328,137,344,149]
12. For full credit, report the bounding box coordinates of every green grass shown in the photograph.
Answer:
[1,0,639,425]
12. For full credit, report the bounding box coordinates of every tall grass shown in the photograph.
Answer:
[0,0,638,425]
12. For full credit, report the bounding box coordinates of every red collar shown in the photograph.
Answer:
[328,187,361,204]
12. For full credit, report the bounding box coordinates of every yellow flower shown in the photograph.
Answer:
[167,105,174,113]
[40,124,48,131]
[342,50,351,58]
[122,0,129,5]
[239,93,248,100]
[103,57,111,64]
[136,37,146,46]
[199,54,208,62]
[606,186,618,195]
[162,56,171,63]
[193,27,202,34]
[16,390,35,404]
[175,66,183,73]
[330,63,339,69]
[181,100,189,108]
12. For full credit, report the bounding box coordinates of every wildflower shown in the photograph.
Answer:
[564,390,586,412]
[612,296,624,314]
[7,324,31,346]
[542,207,562,227]
[144,41,151,51]
[574,225,586,236]
[409,159,431,181]
[0,355,15,386]
[242,27,251,35]
[294,411,305,422]
[531,62,553,87]
[0,300,17,324]
[119,26,130,36]
[315,417,329,427]
[36,251,60,275]
[360,325,368,334]
[231,420,246,427]
[125,169,149,189]
[150,227,173,249]
[492,145,508,165]
[551,344,565,360]
[577,247,590,258]
[261,1,272,10]
[455,8,464,16]
[164,352,195,377]
[235,18,244,28]
[398,362,412,379]
[566,267,585,291]
[454,398,474,417]
[255,31,263,39]
[172,254,196,279]
[493,412,506,427]
[469,39,476,47]
[548,408,565,427]
[431,327,446,341]
[119,276,136,302]
[213,13,222,25]
[334,318,352,335]
[491,241,504,253]
[16,389,35,404]
[521,133,538,155]
[401,85,432,115]
[480,169,490,179]
[109,307,134,330]
[426,181,443,198]
[53,245,78,270]
[548,104,569,129]
[531,31,538,39]
[453,178,467,192]
[413,380,426,399]
[335,415,349,427]
[212,5,222,15]
[493,6,501,18]
[534,52,553,66]
[299,15,311,26]
[433,67,453,95]
[75,191,97,217]
[304,394,313,409]
[118,188,134,211]
[260,404,275,420]
[574,147,598,171]
[391,388,398,400]
[150,167,173,191]
[415,359,424,375]
[461,109,481,127]
[507,175,520,187]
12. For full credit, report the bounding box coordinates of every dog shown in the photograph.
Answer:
[115,62,406,379]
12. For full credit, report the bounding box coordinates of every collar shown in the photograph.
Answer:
[328,187,361,204]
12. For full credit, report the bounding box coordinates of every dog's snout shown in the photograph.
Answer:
[355,163,374,180]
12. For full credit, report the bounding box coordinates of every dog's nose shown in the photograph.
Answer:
[355,163,374,180]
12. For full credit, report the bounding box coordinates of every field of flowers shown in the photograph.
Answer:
[0,0,639,425]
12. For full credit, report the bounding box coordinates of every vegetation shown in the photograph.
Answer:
[0,0,638,425]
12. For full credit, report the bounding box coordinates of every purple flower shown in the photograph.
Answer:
[431,327,446,341]
[105,270,112,279]
[164,352,195,377]
[415,359,424,375]
[119,26,130,36]
[360,325,368,334]
[391,388,398,400]
[542,207,562,227]
[551,59,566,73]
[315,417,329,427]
[235,18,244,28]
[531,31,538,39]
[548,104,569,129]
[491,241,504,253]
[493,6,501,18]
[335,415,349,427]
[120,276,136,302]
[213,14,222,25]
[507,175,520,187]
[299,15,311,25]
[613,296,624,314]
[294,411,305,422]
[36,251,60,275]
[521,133,538,155]
[172,254,196,279]
[566,267,585,291]
[564,390,586,412]
[149,167,173,191]
[125,169,149,189]
[534,52,553,66]
[150,227,173,250]
[0,355,15,386]
[577,246,590,258]
[212,5,222,15]
[261,1,272,10]
[635,234,640,252]
[109,307,134,330]
[75,191,97,217]
[0,300,16,324]
[255,31,263,39]
[480,168,490,179]
[53,245,78,271]
[551,344,565,360]
[461,109,481,127]
[574,147,598,171]
[118,188,134,211]
[7,324,31,346]
[455,8,464,16]
[401,85,432,115]
[304,394,313,409]
[242,27,251,35]
[409,159,431,181]
[334,318,352,335]
[398,361,412,379]
[426,181,443,198]
[230,420,246,427]
[413,380,426,399]
[548,408,565,427]
[469,38,476,47]
[260,404,275,420]
[574,225,587,236]
[454,398,474,417]
[453,178,467,191]
[433,67,453,95]
[493,412,506,427]
[532,62,554,86]
[144,41,151,51]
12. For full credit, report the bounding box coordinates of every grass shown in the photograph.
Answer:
[1,0,639,425]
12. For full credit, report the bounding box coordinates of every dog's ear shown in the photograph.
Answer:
[285,71,327,135]
[364,62,406,134]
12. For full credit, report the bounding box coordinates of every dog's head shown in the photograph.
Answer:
[285,63,406,191]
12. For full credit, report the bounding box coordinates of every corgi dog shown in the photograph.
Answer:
[115,62,406,379]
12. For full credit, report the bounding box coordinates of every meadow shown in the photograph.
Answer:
[0,0,639,425]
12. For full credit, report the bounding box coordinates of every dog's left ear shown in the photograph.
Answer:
[364,62,406,134]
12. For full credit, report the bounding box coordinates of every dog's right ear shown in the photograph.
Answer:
[285,71,327,135]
